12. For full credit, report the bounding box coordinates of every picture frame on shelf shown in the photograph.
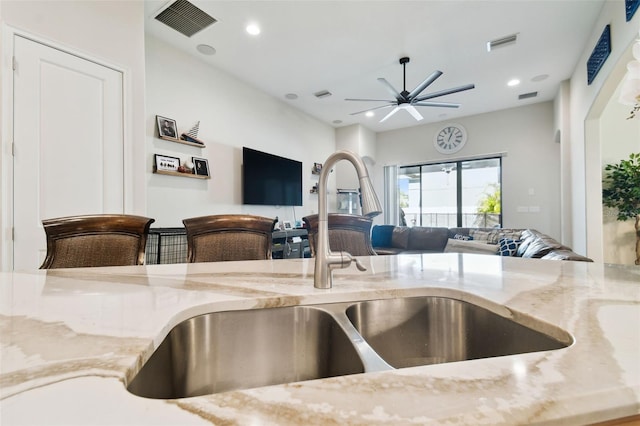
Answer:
[193,157,210,177]
[154,154,180,172]
[283,221,293,230]
[156,115,178,139]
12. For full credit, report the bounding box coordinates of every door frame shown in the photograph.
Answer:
[1,25,133,271]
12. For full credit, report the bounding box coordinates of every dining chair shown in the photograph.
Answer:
[40,214,155,269]
[302,213,377,257]
[182,214,274,262]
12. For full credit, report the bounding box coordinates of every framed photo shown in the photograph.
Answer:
[156,115,178,139]
[283,221,292,230]
[192,157,210,177]
[312,162,323,174]
[154,154,180,172]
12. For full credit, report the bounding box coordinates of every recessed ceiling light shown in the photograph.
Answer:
[531,74,549,82]
[246,23,261,35]
[196,44,216,55]
[507,79,521,87]
[284,93,298,100]
[365,111,374,117]
[333,120,343,124]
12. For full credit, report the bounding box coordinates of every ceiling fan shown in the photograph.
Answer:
[346,57,475,123]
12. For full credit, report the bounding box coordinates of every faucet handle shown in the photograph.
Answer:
[353,257,367,271]
[341,251,367,271]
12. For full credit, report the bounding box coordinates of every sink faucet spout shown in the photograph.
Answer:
[314,150,382,289]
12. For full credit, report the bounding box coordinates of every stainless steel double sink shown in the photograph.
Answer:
[127,296,573,399]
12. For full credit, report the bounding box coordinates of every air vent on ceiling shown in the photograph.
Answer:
[314,90,332,99]
[487,33,518,52]
[155,0,217,38]
[518,91,538,100]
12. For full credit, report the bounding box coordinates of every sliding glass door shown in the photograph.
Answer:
[398,157,501,228]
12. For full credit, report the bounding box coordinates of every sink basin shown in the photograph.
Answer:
[127,306,364,399]
[127,295,572,399]
[345,296,572,368]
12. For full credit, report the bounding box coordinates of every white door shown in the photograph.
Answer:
[12,36,124,271]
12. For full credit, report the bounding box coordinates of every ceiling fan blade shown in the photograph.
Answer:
[377,78,404,100]
[414,84,475,102]
[413,101,460,108]
[407,70,442,100]
[380,106,400,122]
[349,103,395,116]
[404,105,424,121]
[345,98,395,102]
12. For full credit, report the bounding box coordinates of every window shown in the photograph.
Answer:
[398,157,502,228]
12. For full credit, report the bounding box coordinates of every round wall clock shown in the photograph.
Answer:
[433,123,467,154]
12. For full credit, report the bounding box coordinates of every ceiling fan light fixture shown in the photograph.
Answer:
[380,107,400,123]
[346,56,474,123]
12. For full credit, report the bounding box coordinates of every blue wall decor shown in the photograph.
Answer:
[626,0,639,21]
[587,25,611,85]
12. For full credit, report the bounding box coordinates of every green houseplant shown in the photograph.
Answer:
[475,183,501,228]
[602,152,640,265]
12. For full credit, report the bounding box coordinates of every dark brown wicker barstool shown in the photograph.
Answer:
[302,213,377,257]
[182,214,274,263]
[40,214,155,269]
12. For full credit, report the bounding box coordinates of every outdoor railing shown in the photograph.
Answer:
[404,212,501,228]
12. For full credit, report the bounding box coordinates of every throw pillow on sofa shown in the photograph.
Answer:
[443,239,500,255]
[470,229,504,244]
[498,238,520,256]
[453,233,473,241]
[371,225,395,247]
[521,233,565,258]
[471,229,522,244]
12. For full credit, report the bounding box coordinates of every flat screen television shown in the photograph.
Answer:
[242,147,303,206]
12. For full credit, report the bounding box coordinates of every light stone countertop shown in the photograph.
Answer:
[1,254,639,425]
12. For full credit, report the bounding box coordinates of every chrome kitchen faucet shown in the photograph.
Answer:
[314,150,382,289]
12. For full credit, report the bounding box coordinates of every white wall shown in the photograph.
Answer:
[600,82,640,265]
[555,80,573,246]
[0,0,146,214]
[375,102,562,240]
[568,0,640,256]
[145,36,336,227]
[335,124,377,191]
[0,0,146,270]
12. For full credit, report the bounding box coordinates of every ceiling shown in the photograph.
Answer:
[144,0,605,133]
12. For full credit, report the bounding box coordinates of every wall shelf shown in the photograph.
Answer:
[153,170,210,179]
[159,135,206,148]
